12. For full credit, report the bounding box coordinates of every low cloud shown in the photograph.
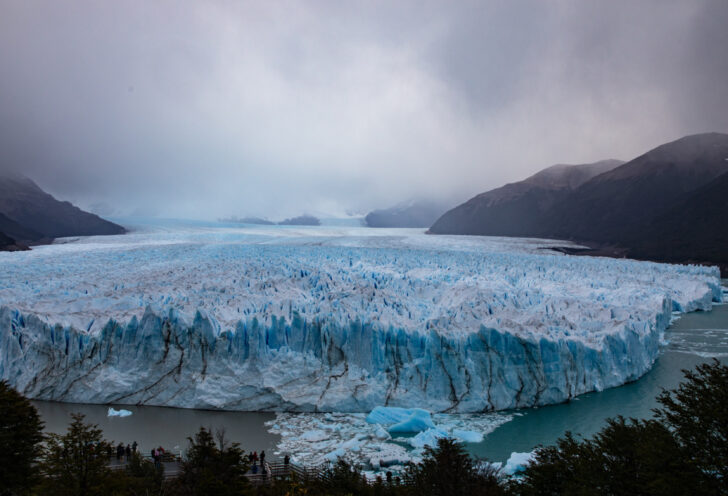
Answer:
[1,0,727,219]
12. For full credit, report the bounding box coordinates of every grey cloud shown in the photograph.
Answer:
[0,0,727,220]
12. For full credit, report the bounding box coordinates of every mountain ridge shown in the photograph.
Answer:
[429,132,728,274]
[0,173,126,250]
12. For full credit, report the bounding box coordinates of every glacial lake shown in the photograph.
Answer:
[34,289,728,464]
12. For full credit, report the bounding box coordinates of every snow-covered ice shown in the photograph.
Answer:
[0,222,722,412]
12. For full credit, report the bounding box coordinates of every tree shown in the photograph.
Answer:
[0,381,45,496]
[121,451,165,496]
[314,459,374,496]
[516,418,702,496]
[37,413,113,496]
[654,358,728,491]
[403,438,505,496]
[170,426,251,496]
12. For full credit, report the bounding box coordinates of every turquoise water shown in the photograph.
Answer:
[34,288,728,463]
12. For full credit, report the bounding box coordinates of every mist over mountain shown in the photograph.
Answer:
[430,133,728,272]
[2,2,728,219]
[365,200,452,228]
[429,159,623,237]
[278,215,321,226]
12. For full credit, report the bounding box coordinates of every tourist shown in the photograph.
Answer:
[131,441,137,453]
[284,454,290,466]
[125,444,131,459]
[252,462,258,475]
[260,450,265,464]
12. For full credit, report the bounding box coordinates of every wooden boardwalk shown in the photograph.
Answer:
[108,455,324,483]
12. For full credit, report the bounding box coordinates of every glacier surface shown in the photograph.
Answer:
[0,222,722,412]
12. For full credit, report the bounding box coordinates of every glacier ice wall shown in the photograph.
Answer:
[0,225,722,412]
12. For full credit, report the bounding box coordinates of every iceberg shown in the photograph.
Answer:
[0,224,722,413]
[388,410,435,434]
[408,428,449,449]
[366,406,416,425]
[107,407,133,417]
[503,451,535,475]
[366,406,435,433]
[451,429,483,443]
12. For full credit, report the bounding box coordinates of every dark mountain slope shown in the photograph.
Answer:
[0,174,125,239]
[429,159,623,236]
[629,170,728,270]
[548,133,728,244]
[0,211,42,242]
[365,201,451,228]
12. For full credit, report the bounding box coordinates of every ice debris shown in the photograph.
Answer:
[267,409,512,474]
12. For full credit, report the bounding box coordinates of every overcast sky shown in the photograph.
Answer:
[1,0,727,220]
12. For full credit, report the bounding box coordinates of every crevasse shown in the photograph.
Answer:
[0,292,708,412]
[0,227,722,412]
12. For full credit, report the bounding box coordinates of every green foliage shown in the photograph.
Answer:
[0,381,45,496]
[169,426,251,496]
[121,451,165,496]
[315,459,373,495]
[36,413,113,496]
[403,438,505,496]
[655,359,728,486]
[516,418,703,496]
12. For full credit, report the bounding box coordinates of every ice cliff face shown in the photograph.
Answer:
[0,224,722,412]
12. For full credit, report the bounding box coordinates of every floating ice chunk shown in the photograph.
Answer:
[503,451,535,475]
[388,410,435,434]
[408,428,449,449]
[451,429,483,443]
[373,425,391,440]
[366,406,414,425]
[324,447,346,461]
[300,430,329,442]
[107,407,132,417]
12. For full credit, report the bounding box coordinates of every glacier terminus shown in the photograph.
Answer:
[0,223,722,413]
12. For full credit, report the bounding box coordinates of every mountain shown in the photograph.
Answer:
[0,211,42,241]
[365,200,451,228]
[429,159,623,236]
[429,133,728,273]
[278,215,321,226]
[219,216,275,225]
[548,133,728,245]
[0,173,126,241]
[629,170,728,271]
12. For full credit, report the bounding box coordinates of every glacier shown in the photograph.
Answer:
[0,223,723,413]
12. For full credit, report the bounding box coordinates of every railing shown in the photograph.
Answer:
[107,454,329,485]
[244,459,328,485]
